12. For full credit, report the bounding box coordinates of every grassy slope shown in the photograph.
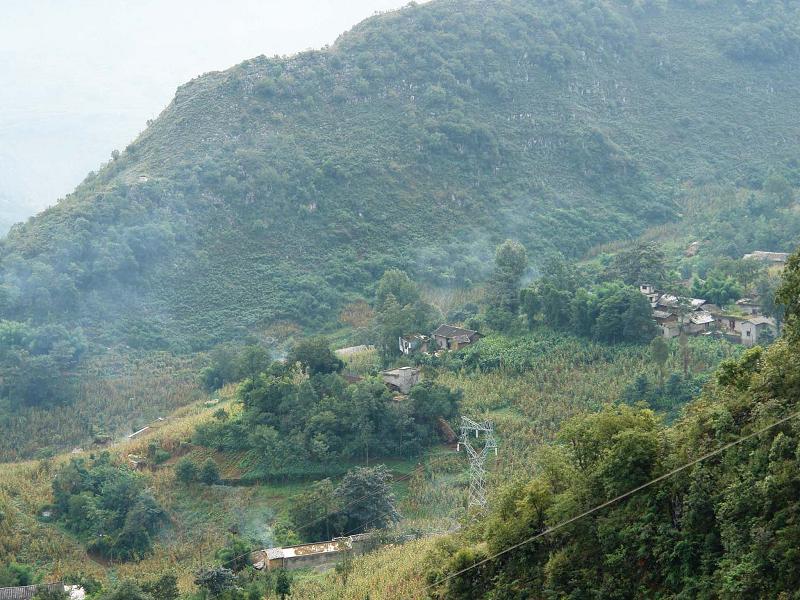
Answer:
[0,330,741,596]
[2,0,800,346]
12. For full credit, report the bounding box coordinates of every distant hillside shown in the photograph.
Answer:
[2,0,800,348]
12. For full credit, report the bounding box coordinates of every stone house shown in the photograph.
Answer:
[735,298,762,315]
[380,366,421,394]
[431,325,483,351]
[740,316,777,347]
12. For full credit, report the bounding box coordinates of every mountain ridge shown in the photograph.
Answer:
[2,0,800,348]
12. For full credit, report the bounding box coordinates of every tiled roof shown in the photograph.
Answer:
[432,325,479,339]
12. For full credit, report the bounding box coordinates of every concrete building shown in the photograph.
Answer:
[254,534,375,571]
[381,366,421,394]
[740,316,778,347]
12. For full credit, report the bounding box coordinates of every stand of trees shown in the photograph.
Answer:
[0,321,86,408]
[194,340,460,480]
[288,465,399,542]
[50,453,166,560]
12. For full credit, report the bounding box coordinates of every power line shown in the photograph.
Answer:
[420,409,800,597]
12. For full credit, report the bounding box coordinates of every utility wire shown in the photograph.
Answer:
[420,409,800,597]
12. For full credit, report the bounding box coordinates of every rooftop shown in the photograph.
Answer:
[432,324,480,339]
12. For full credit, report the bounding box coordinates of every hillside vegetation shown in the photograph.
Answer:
[2,0,800,349]
[426,250,800,599]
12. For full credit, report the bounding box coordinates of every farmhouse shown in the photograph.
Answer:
[640,285,715,339]
[381,366,421,394]
[735,298,762,315]
[431,325,482,351]
[740,316,778,347]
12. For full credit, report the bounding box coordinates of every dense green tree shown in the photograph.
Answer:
[286,337,344,375]
[194,567,235,598]
[0,562,36,586]
[288,478,341,542]
[649,336,669,386]
[373,270,437,360]
[99,581,152,600]
[609,241,668,286]
[141,574,179,600]
[485,240,528,330]
[691,273,742,306]
[175,457,198,484]
[274,569,292,600]
[375,269,421,309]
[335,465,399,534]
[50,453,165,561]
[777,249,800,339]
[214,537,252,572]
[519,287,541,329]
[198,458,221,485]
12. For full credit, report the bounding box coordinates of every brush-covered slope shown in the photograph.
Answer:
[2,0,800,348]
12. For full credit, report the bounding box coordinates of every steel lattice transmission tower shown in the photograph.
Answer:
[457,416,498,512]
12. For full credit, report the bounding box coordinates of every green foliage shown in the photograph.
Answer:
[287,478,341,542]
[691,273,742,306]
[100,580,152,600]
[175,457,199,485]
[198,458,221,486]
[485,240,527,331]
[194,567,235,598]
[429,329,800,598]
[31,588,69,600]
[51,453,166,560]
[285,337,343,376]
[214,537,251,572]
[196,369,457,480]
[373,270,437,360]
[522,276,657,344]
[141,574,178,600]
[4,0,800,350]
[335,465,399,535]
[0,321,86,408]
[777,248,800,339]
[608,241,668,286]
[274,569,291,600]
[0,562,36,586]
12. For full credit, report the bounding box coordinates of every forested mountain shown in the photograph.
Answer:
[2,0,800,348]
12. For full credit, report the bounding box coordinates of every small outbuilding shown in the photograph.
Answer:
[381,366,421,394]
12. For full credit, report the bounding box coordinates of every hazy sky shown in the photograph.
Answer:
[0,0,418,231]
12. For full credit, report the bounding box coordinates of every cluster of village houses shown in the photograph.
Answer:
[641,251,788,346]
